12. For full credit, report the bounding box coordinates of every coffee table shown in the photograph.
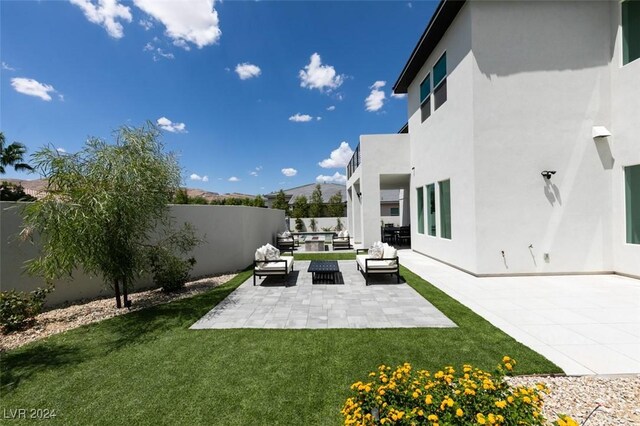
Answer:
[307,260,340,284]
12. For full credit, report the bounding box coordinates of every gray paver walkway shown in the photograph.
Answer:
[190,260,456,330]
[399,250,640,375]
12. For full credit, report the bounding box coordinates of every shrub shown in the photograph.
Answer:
[295,218,305,232]
[309,218,318,232]
[336,217,344,232]
[0,285,52,332]
[341,357,575,425]
[147,247,196,292]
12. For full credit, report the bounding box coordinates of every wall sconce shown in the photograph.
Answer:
[592,126,611,139]
[541,170,556,180]
[356,192,362,199]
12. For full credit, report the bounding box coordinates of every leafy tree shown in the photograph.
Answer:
[295,217,305,232]
[309,184,324,218]
[172,188,189,204]
[292,195,309,218]
[0,132,34,174]
[189,195,209,205]
[327,191,345,217]
[22,124,199,309]
[253,195,265,207]
[272,189,290,215]
[309,217,318,232]
[335,217,344,232]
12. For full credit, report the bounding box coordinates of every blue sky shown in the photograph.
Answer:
[1,0,437,195]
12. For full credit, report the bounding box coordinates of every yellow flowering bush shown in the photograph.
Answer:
[341,357,574,425]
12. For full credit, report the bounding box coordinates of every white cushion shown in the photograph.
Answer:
[369,241,384,259]
[255,245,267,261]
[255,256,294,273]
[383,245,398,266]
[264,243,280,260]
[337,230,344,238]
[357,255,398,271]
[343,230,349,238]
[282,230,291,238]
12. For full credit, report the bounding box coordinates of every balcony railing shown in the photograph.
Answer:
[347,144,360,179]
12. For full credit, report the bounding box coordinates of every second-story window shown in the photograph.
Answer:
[420,73,431,122]
[433,52,447,110]
[622,0,640,65]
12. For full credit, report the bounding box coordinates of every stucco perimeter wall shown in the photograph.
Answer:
[0,202,285,306]
[407,3,477,273]
[610,3,640,278]
[470,1,614,275]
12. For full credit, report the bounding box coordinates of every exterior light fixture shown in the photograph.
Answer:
[541,171,556,180]
[592,126,611,139]
[356,192,362,199]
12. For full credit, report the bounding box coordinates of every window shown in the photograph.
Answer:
[420,73,431,122]
[417,187,425,234]
[390,207,400,216]
[426,184,436,236]
[439,179,451,239]
[625,164,640,244]
[433,53,447,110]
[622,0,640,65]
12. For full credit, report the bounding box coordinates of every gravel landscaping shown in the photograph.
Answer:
[0,273,236,352]
[509,375,640,426]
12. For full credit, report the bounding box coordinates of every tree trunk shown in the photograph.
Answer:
[122,280,130,308]
[113,279,122,309]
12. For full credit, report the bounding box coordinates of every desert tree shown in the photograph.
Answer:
[22,124,198,308]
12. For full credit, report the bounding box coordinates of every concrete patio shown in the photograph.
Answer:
[191,260,456,330]
[399,250,640,376]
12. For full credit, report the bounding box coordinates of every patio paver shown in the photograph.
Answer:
[399,250,640,375]
[190,260,456,330]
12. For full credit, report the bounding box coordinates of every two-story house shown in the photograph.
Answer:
[347,0,640,278]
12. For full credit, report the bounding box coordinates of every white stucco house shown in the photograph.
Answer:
[347,0,640,278]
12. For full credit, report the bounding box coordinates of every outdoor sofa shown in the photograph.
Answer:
[276,231,295,255]
[332,230,352,250]
[253,243,294,286]
[356,242,400,285]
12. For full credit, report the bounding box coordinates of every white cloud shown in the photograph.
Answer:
[11,77,57,101]
[143,42,154,51]
[69,0,132,39]
[316,172,347,185]
[190,173,209,182]
[326,105,335,111]
[2,62,15,71]
[365,80,386,112]
[299,53,344,92]
[133,0,221,49]
[56,147,67,153]
[139,18,153,30]
[288,113,313,122]
[157,117,187,133]
[391,92,407,99]
[228,176,240,182]
[154,48,174,61]
[408,2,413,8]
[235,63,261,80]
[316,117,322,121]
[318,141,353,169]
[249,165,262,177]
[281,168,297,177]
[256,166,263,171]
[249,171,258,177]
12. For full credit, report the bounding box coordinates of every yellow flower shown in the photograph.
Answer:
[417,409,424,417]
[495,400,507,409]
[464,388,476,396]
[412,391,420,398]
[425,395,433,404]
[523,396,532,404]
[488,413,496,424]
[505,363,513,371]
[477,413,486,424]
[456,408,464,417]
[502,356,511,363]
[427,414,438,421]
[379,389,385,396]
[507,396,514,403]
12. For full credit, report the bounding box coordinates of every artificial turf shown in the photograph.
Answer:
[1,255,561,425]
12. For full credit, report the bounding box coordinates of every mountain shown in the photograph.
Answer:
[1,178,254,202]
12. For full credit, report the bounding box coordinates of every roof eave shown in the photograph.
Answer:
[392,0,466,94]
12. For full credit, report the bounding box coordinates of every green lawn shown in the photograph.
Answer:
[1,254,561,425]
